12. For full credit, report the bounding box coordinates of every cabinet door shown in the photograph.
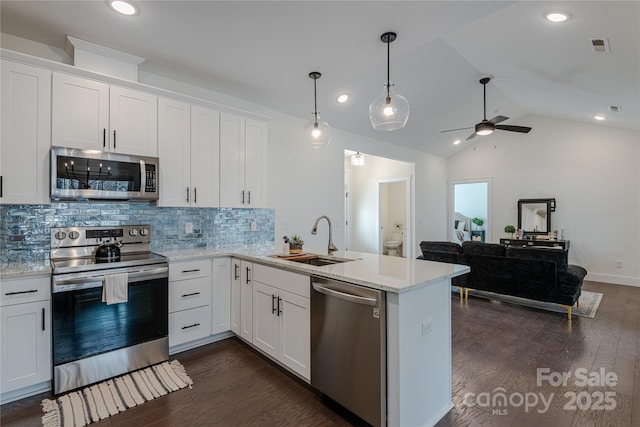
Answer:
[1,60,51,204]
[279,289,310,379]
[239,260,253,342]
[158,97,191,207]
[219,112,246,208]
[244,118,267,208]
[212,258,230,334]
[190,106,220,207]
[109,85,158,157]
[230,258,242,335]
[252,282,278,358]
[52,72,109,151]
[0,300,51,393]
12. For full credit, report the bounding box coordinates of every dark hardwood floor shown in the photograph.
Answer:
[2,280,638,426]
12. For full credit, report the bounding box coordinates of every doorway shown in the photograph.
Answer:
[378,178,411,258]
[450,179,492,244]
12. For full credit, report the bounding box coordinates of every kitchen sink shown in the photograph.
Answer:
[272,254,355,266]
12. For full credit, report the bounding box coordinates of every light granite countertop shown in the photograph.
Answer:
[1,246,469,294]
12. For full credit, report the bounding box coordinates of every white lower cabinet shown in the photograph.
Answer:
[230,258,242,335]
[252,264,310,380]
[168,259,212,347]
[0,275,51,398]
[229,258,253,342]
[211,258,231,334]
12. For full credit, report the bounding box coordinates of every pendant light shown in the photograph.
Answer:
[305,72,331,147]
[369,32,409,131]
[350,152,365,166]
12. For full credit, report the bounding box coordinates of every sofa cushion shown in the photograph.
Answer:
[506,247,569,272]
[420,241,462,256]
[462,241,506,257]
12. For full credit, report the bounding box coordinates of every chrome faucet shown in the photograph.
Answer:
[311,215,338,254]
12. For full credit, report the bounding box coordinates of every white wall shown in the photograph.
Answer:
[1,33,449,257]
[448,114,640,286]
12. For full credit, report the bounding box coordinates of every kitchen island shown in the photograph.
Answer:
[163,248,469,427]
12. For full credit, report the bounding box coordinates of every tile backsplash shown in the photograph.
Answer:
[0,202,275,264]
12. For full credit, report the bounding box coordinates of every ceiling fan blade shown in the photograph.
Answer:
[465,132,477,141]
[440,126,474,133]
[495,125,532,133]
[488,115,509,125]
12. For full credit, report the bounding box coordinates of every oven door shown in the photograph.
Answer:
[51,265,168,393]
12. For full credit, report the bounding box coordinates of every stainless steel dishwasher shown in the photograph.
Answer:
[311,277,386,427]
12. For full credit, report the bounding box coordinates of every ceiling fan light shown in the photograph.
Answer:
[111,0,136,15]
[475,122,494,136]
[350,152,365,166]
[370,85,410,131]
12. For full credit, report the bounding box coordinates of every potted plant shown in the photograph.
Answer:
[283,235,304,254]
[472,217,484,230]
[504,225,516,238]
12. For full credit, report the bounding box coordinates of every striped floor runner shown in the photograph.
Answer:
[41,360,192,427]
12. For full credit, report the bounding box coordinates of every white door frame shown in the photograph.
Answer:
[378,176,413,258]
[449,177,493,243]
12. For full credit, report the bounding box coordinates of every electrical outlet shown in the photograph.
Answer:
[185,222,193,234]
[250,221,257,231]
[616,260,623,269]
[422,319,432,336]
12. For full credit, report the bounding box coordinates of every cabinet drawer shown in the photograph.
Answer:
[1,276,51,307]
[169,305,212,347]
[169,276,211,313]
[253,264,310,298]
[169,259,211,281]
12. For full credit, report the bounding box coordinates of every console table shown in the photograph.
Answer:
[499,238,570,251]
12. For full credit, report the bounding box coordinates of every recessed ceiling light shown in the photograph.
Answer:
[545,11,570,23]
[453,139,461,145]
[111,1,136,15]
[594,115,607,121]
[337,93,350,103]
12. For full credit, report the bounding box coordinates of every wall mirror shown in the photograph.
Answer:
[517,198,555,235]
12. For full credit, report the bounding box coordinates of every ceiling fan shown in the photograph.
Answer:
[441,77,532,140]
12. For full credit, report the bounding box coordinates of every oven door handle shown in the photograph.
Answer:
[53,266,169,292]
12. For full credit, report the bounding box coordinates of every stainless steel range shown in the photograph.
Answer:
[50,225,169,394]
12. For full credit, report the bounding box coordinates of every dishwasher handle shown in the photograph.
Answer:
[312,282,377,306]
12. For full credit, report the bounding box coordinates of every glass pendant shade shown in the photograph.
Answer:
[369,84,410,131]
[305,113,331,147]
[350,152,365,166]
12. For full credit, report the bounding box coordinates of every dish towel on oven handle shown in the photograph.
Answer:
[102,272,129,305]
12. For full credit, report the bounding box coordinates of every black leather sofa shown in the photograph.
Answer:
[418,241,588,318]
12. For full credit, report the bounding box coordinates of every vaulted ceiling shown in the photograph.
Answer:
[2,1,638,157]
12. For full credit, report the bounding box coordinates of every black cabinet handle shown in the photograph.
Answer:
[241,190,245,204]
[234,264,240,280]
[194,187,197,203]
[272,294,277,314]
[113,130,116,149]
[5,289,38,296]
[181,292,201,298]
[247,190,251,205]
[186,186,189,203]
[181,269,200,273]
[181,323,200,330]
[1,175,3,198]
[245,267,251,284]
[277,296,282,316]
[42,308,45,331]
[103,128,106,148]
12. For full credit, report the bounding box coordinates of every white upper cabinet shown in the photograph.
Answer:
[158,98,220,207]
[220,113,267,208]
[52,73,157,157]
[0,60,51,205]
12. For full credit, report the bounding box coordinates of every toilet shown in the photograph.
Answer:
[384,230,404,257]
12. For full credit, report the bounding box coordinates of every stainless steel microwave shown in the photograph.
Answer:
[51,147,159,201]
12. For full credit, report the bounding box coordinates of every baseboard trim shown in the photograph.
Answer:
[586,273,640,287]
[0,381,50,405]
[169,330,234,355]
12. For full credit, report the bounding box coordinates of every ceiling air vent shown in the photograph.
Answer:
[609,106,621,113]
[589,38,611,53]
